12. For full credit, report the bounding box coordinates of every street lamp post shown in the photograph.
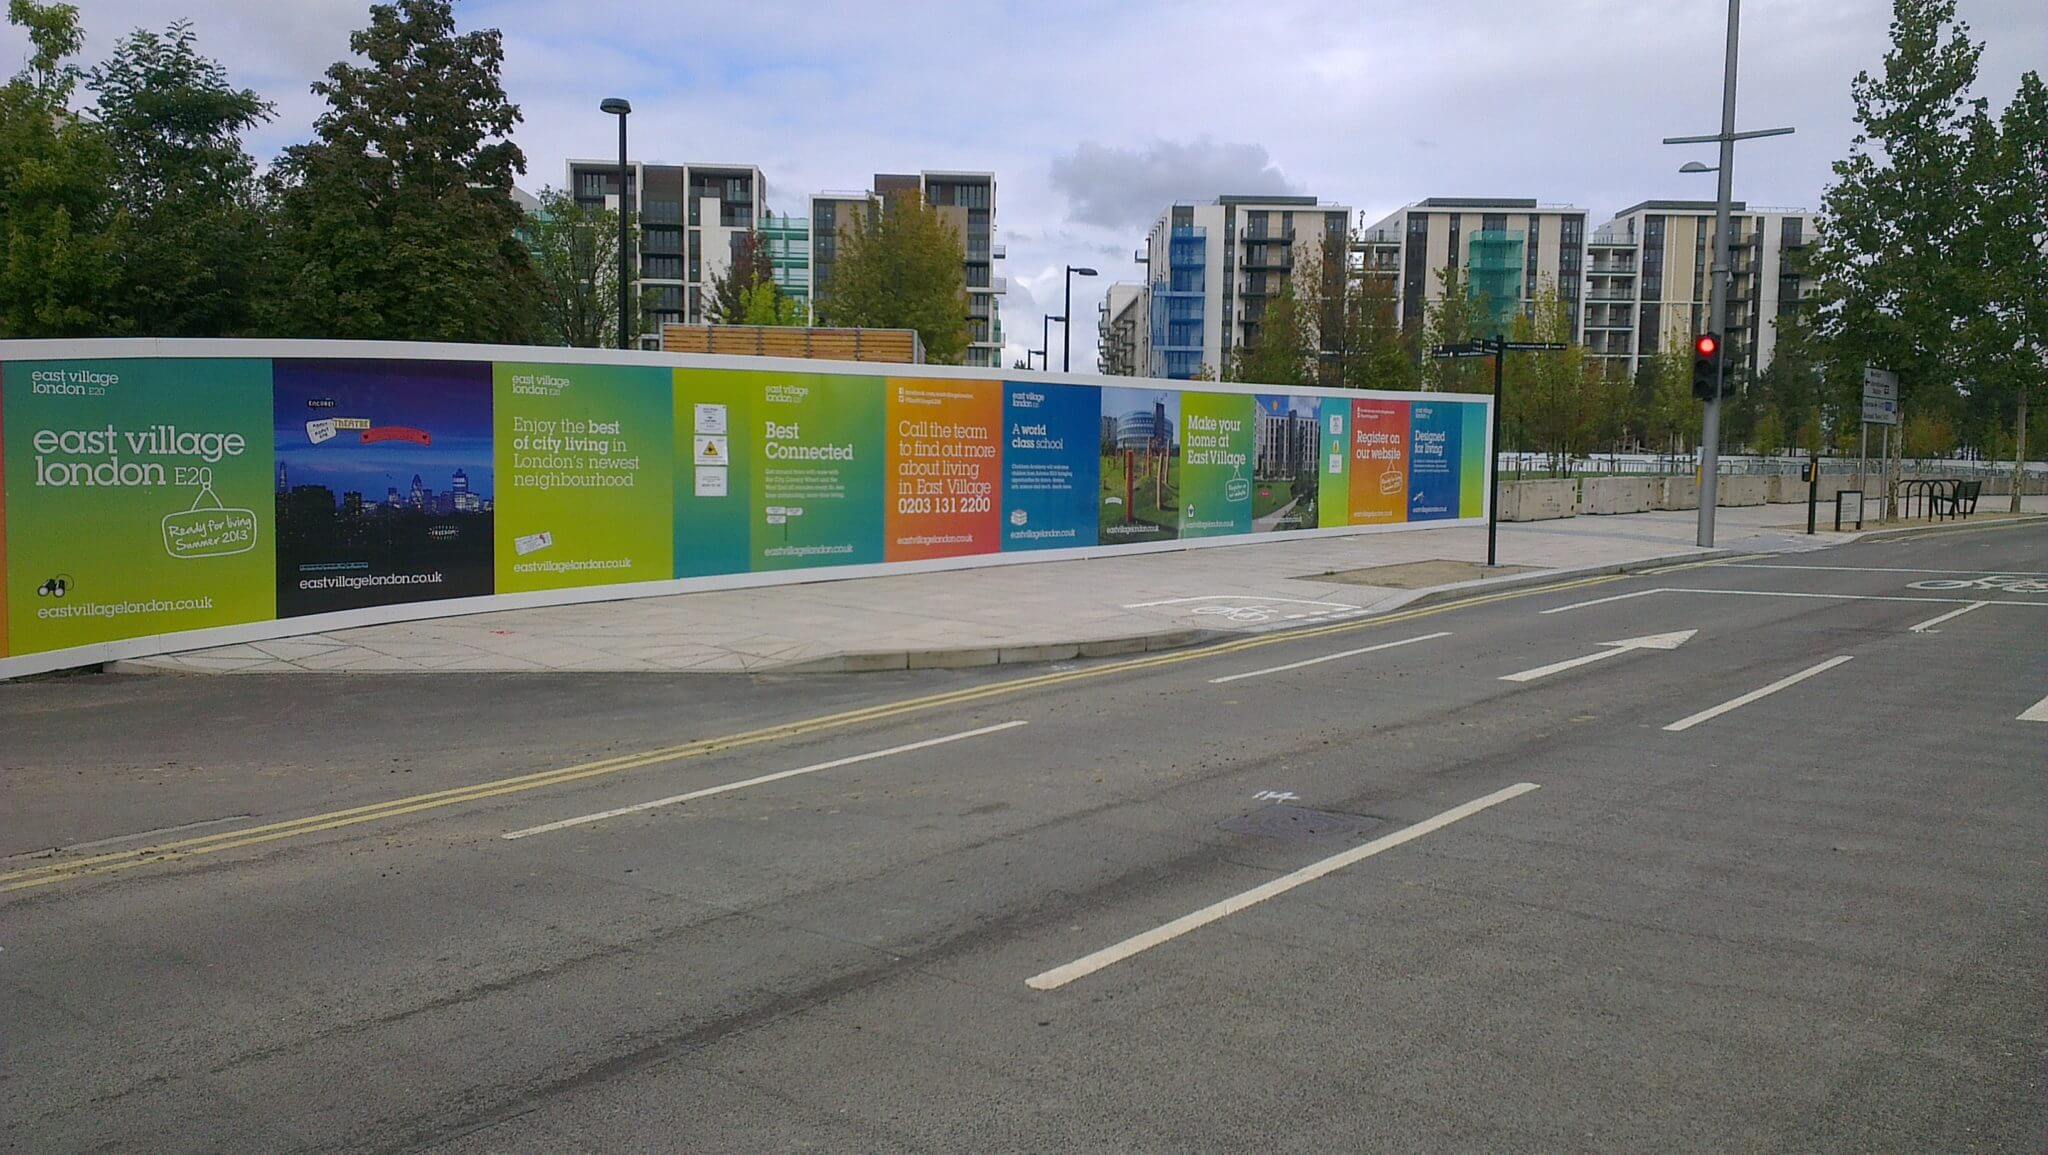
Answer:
[1042,313,1063,374]
[1662,0,1792,547]
[1062,267,1097,372]
[599,98,633,350]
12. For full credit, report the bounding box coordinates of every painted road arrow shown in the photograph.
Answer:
[1500,630,1697,683]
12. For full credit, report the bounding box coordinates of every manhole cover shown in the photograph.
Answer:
[1218,805,1384,843]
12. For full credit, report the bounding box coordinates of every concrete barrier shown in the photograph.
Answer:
[1499,479,1577,521]
[1657,476,1700,510]
[1579,476,1659,515]
[1768,475,1804,504]
[1719,475,1770,507]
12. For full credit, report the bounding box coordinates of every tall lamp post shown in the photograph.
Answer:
[1062,267,1096,372]
[599,97,633,350]
[1042,313,1063,374]
[1661,0,1792,547]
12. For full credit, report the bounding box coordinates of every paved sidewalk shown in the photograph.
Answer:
[118,499,2047,675]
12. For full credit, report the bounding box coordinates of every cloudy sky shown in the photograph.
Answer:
[9,0,2042,370]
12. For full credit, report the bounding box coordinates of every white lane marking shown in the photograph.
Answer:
[1907,601,1987,633]
[1122,594,1360,610]
[1664,587,2048,608]
[501,721,1028,840]
[1208,631,1452,684]
[1663,657,1854,732]
[2020,694,2048,723]
[1724,563,2048,577]
[1541,588,1666,614]
[1500,630,1695,683]
[1025,782,1540,991]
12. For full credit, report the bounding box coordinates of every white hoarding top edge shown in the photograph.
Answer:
[0,337,1493,408]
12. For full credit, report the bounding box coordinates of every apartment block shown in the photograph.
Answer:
[1134,195,1351,380]
[1355,198,1589,342]
[565,160,765,341]
[759,210,811,322]
[811,172,1007,368]
[1097,282,1149,377]
[1581,200,1814,379]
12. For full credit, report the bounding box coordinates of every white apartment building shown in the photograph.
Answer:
[1354,197,1590,342]
[1129,195,1352,380]
[1097,282,1149,377]
[565,160,767,342]
[1582,200,1815,379]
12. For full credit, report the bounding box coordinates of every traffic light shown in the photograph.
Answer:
[1691,332,1725,401]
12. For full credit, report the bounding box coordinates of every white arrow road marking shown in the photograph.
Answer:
[1500,630,1697,683]
[1908,601,1987,633]
[1663,657,1854,732]
[1025,782,1541,991]
[501,720,1027,839]
[2020,694,2048,723]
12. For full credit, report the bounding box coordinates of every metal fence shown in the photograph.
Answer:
[1499,452,2047,480]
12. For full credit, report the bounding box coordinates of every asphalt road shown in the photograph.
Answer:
[4,519,2044,1152]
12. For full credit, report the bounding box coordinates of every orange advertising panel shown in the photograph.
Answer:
[1347,398,1411,525]
[884,378,1002,561]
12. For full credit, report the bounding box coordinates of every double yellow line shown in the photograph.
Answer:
[2,571,1627,897]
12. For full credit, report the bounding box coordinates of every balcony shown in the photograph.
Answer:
[1239,227,1295,243]
[1240,249,1292,271]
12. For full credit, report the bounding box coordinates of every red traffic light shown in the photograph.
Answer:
[1694,333,1720,358]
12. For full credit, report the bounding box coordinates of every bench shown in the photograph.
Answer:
[1928,479,1982,521]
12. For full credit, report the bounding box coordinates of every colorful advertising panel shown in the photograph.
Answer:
[1317,398,1351,528]
[1001,381,1098,552]
[1099,386,1180,544]
[885,378,1002,561]
[1347,398,1411,526]
[1251,394,1321,533]
[1461,402,1489,520]
[1406,399,1464,521]
[273,359,494,617]
[1180,392,1255,538]
[3,358,275,655]
[494,362,674,593]
[674,369,885,574]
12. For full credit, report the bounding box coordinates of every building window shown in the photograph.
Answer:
[1482,213,1507,232]
[1781,216,1803,247]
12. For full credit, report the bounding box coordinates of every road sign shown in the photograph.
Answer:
[1501,342,1569,352]
[1862,367,1899,426]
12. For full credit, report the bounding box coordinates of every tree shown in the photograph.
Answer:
[816,196,968,363]
[523,186,636,348]
[1500,289,1600,473]
[1419,266,1489,392]
[1959,69,2048,509]
[738,280,804,326]
[1227,278,1313,386]
[261,0,537,342]
[0,0,124,337]
[88,20,272,336]
[706,229,785,325]
[1809,0,1986,477]
[1294,234,1418,391]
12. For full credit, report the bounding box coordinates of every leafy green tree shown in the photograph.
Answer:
[1420,265,1489,392]
[261,0,537,342]
[523,186,636,348]
[738,280,804,326]
[707,229,781,324]
[1227,278,1313,387]
[816,196,968,363]
[1809,0,1986,478]
[1500,289,1600,473]
[1959,69,2047,509]
[1294,235,1418,391]
[88,20,272,336]
[0,0,124,337]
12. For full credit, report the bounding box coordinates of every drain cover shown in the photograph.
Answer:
[1218,805,1384,843]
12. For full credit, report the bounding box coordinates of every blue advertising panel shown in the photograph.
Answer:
[1001,381,1099,551]
[1406,398,1464,521]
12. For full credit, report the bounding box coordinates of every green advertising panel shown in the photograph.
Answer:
[1317,398,1351,528]
[675,368,885,574]
[494,362,674,592]
[1179,392,1254,538]
[3,358,275,654]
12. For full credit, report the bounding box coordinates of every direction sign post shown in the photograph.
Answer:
[1861,367,1900,520]
[1431,337,1568,569]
